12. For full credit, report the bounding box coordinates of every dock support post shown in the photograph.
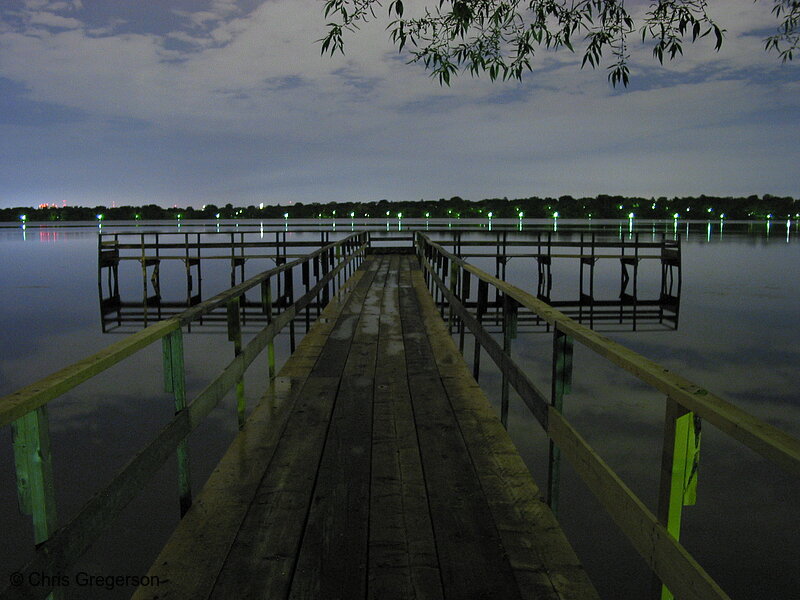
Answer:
[448,261,457,332]
[459,268,470,353]
[12,405,58,544]
[162,329,192,516]
[227,298,246,429]
[302,261,311,333]
[261,279,276,380]
[473,279,489,381]
[653,397,701,600]
[500,294,518,429]
[286,267,296,353]
[547,328,573,516]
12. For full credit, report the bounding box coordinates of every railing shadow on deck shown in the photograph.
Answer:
[0,232,368,600]
[414,232,800,600]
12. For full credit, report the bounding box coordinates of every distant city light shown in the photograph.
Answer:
[19,214,26,222]
[215,213,220,219]
[284,212,289,219]
[553,211,559,218]
[259,203,264,210]
[487,212,493,218]
[628,212,634,219]
[425,212,430,218]
[96,214,104,221]
[673,213,680,219]
[518,211,524,218]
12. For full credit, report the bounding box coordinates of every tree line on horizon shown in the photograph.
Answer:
[2,194,797,223]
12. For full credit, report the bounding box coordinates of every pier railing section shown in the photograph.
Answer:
[98,229,344,330]
[415,232,800,600]
[430,230,681,332]
[99,228,681,333]
[0,232,368,600]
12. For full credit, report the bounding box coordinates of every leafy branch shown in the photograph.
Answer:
[319,1,797,86]
[764,0,800,62]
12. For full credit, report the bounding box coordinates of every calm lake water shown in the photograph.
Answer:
[1,218,798,599]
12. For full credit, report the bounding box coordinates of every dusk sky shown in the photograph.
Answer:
[1,0,798,209]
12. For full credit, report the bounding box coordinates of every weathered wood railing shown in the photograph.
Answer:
[0,232,368,600]
[415,232,800,600]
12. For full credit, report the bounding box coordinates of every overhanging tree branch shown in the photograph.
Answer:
[319,0,796,86]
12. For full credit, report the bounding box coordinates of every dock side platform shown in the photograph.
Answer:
[133,254,599,600]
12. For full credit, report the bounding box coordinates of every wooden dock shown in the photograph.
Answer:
[7,231,798,600]
[133,253,598,600]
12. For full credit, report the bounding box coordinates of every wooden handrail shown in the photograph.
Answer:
[415,231,800,600]
[417,233,800,476]
[0,233,366,427]
[1,232,368,600]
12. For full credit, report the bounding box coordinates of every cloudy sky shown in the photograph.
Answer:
[0,0,798,209]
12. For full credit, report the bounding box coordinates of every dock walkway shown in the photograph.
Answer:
[134,253,598,600]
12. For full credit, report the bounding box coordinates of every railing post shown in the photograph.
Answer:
[547,327,573,516]
[11,405,57,544]
[500,294,518,429]
[261,278,276,380]
[321,249,330,306]
[448,260,457,332]
[653,397,701,600]
[162,328,192,516]
[336,243,344,289]
[227,297,246,429]
[302,260,311,332]
[459,268,470,353]
[285,267,296,353]
[473,279,489,381]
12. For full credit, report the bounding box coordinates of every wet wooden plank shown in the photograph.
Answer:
[209,258,383,600]
[135,252,599,600]
[132,265,371,600]
[368,255,443,600]
[288,258,387,598]
[399,271,524,600]
[409,261,599,600]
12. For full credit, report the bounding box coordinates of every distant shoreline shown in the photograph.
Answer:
[2,194,798,223]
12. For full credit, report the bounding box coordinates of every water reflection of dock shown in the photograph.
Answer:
[3,231,799,600]
[98,229,681,332]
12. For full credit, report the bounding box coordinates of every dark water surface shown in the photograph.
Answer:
[1,218,798,599]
